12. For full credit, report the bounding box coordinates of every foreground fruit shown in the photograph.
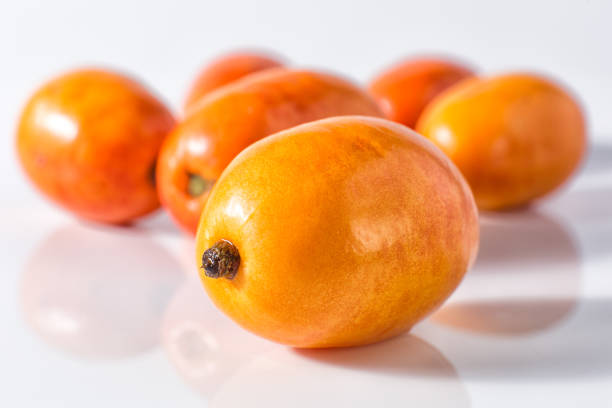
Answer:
[416,73,586,210]
[16,69,175,223]
[195,116,479,348]
[158,69,383,234]
[369,57,474,128]
[183,51,284,113]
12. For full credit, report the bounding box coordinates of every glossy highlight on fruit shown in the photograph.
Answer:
[158,69,384,234]
[183,51,284,113]
[369,57,474,128]
[416,73,586,210]
[16,69,176,223]
[195,116,479,348]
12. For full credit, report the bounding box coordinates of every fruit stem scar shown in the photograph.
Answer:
[201,240,240,280]
[148,161,157,187]
[187,173,213,197]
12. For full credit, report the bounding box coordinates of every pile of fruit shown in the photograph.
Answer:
[16,52,586,348]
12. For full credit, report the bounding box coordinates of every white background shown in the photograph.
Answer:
[1,1,611,407]
[2,0,612,199]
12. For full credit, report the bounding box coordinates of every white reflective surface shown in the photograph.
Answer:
[1,145,611,407]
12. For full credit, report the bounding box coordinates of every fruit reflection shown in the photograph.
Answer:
[433,211,580,335]
[21,224,183,358]
[162,278,273,397]
[211,335,469,408]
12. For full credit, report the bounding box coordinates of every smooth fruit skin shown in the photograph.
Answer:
[368,58,474,128]
[195,116,479,348]
[16,69,175,223]
[416,73,586,210]
[183,52,283,113]
[158,69,384,234]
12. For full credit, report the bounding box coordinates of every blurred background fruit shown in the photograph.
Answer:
[183,50,284,114]
[416,73,586,210]
[16,69,176,224]
[368,57,474,128]
[157,69,383,234]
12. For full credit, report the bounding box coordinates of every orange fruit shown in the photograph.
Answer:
[195,116,479,348]
[183,51,284,114]
[158,68,383,234]
[416,73,586,210]
[16,69,175,223]
[369,57,474,128]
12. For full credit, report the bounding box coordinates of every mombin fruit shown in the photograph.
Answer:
[158,68,383,234]
[416,73,586,210]
[368,57,474,128]
[16,69,175,224]
[195,116,479,348]
[183,51,284,114]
